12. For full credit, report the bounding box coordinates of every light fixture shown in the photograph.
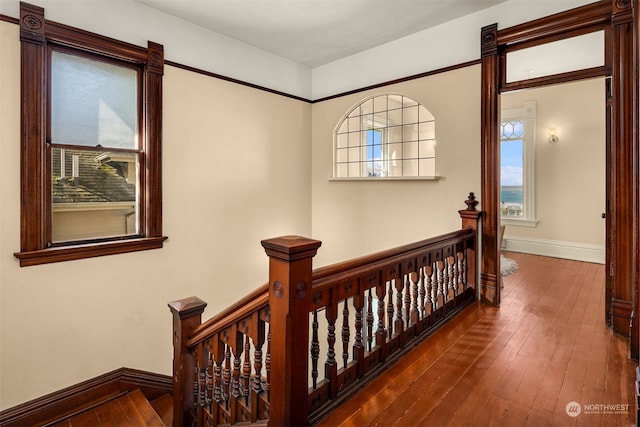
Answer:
[548,128,559,143]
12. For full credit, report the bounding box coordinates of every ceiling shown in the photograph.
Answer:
[135,0,507,68]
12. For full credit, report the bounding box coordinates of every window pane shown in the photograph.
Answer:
[388,126,402,143]
[51,51,138,150]
[51,147,138,242]
[419,121,435,140]
[403,124,419,142]
[403,141,419,159]
[360,99,374,115]
[373,95,387,113]
[388,109,402,126]
[336,148,348,162]
[500,139,524,217]
[348,116,361,132]
[333,94,436,178]
[403,105,419,124]
[336,163,348,177]
[403,159,419,176]
[348,132,360,147]
[419,139,436,158]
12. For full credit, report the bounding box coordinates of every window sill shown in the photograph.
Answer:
[329,176,442,182]
[501,217,538,228]
[14,236,168,267]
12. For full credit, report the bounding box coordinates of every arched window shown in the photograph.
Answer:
[334,94,436,178]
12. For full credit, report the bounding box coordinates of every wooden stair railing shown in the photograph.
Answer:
[169,193,481,427]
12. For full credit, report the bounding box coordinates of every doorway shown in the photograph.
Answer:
[479,2,639,357]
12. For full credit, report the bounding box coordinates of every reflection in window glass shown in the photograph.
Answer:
[50,49,141,243]
[334,94,436,178]
[51,50,138,149]
[51,148,139,242]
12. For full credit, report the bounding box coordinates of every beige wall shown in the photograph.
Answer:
[0,21,311,409]
[501,78,606,248]
[311,65,482,266]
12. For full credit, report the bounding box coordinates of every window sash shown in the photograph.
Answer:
[15,2,166,266]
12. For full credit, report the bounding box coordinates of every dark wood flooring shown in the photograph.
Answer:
[316,252,636,427]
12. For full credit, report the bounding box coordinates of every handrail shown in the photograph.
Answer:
[187,284,269,346]
[187,229,472,346]
[169,192,481,427]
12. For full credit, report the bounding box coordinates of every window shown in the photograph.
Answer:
[334,94,437,179]
[500,101,537,227]
[15,2,166,266]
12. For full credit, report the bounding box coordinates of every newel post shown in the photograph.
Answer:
[168,296,207,427]
[261,236,322,427]
[459,193,481,294]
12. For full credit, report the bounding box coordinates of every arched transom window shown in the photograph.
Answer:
[334,94,436,178]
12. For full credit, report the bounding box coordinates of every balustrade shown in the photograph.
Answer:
[169,193,480,427]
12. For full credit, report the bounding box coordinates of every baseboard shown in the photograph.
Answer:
[0,367,172,427]
[503,236,605,264]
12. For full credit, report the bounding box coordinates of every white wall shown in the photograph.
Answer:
[0,21,311,409]
[311,0,597,99]
[311,65,482,267]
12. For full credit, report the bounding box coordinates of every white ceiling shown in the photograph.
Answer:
[135,0,507,68]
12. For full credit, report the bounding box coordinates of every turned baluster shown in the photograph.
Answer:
[250,319,265,423]
[223,345,231,405]
[353,293,364,376]
[387,281,394,339]
[311,310,320,389]
[192,363,199,412]
[214,357,222,403]
[442,259,449,304]
[422,267,430,316]
[376,283,386,349]
[448,256,455,298]
[404,273,412,326]
[242,335,251,398]
[366,289,374,352]
[426,266,434,312]
[264,328,270,396]
[206,353,214,406]
[410,271,419,325]
[395,277,404,334]
[325,301,338,398]
[341,300,350,368]
[436,261,445,308]
[233,345,242,399]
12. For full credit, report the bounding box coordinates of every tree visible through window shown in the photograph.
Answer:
[334,94,436,178]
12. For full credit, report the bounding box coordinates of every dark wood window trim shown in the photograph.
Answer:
[14,2,166,267]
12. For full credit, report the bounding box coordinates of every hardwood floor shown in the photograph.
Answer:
[315,253,636,427]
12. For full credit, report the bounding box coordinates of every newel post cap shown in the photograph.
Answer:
[168,296,207,319]
[261,235,322,261]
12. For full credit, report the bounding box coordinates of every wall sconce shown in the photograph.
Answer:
[548,128,559,143]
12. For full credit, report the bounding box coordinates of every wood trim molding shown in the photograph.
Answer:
[0,368,172,427]
[480,23,501,306]
[14,2,166,266]
[482,0,639,357]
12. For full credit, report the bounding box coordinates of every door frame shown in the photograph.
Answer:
[480,1,638,357]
